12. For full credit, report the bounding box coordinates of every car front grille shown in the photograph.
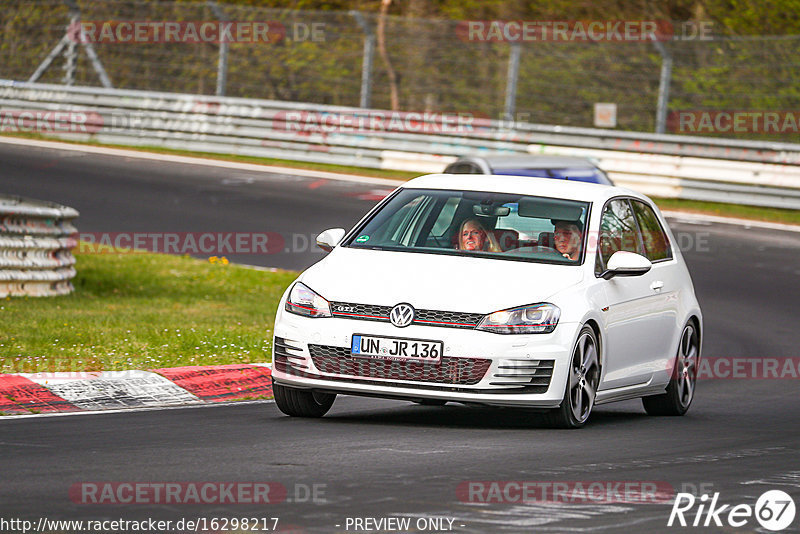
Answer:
[308,344,491,385]
[330,301,484,329]
[330,303,391,323]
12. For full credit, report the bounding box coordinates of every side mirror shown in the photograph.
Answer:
[601,251,652,280]
[316,228,346,253]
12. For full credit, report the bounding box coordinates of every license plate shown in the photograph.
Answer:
[351,334,442,363]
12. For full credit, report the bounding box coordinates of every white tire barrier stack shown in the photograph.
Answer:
[0,195,79,297]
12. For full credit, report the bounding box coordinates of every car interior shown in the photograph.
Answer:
[348,189,589,263]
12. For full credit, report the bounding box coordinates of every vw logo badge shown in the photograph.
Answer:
[390,303,415,328]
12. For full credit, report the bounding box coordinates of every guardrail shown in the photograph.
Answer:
[0,195,78,297]
[2,80,800,209]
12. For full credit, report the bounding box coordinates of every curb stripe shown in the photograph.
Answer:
[0,375,79,414]
[22,371,201,410]
[154,365,273,402]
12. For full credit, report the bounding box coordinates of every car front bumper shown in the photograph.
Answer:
[271,310,580,408]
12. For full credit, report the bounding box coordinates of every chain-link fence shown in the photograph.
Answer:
[2,0,799,141]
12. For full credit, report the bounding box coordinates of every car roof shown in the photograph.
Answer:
[403,173,648,205]
[460,155,599,169]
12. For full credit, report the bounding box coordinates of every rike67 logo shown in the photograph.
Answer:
[669,490,796,531]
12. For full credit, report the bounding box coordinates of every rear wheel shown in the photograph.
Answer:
[545,326,600,429]
[273,383,336,417]
[642,323,698,416]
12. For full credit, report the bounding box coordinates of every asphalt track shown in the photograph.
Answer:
[2,141,800,533]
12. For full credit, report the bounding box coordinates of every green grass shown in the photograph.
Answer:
[3,132,798,225]
[0,250,297,374]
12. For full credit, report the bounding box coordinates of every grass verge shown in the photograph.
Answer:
[652,197,800,225]
[1,249,297,374]
[3,133,798,225]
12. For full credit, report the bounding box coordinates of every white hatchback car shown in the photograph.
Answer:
[271,174,702,428]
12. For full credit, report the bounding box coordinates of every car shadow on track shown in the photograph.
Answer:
[271,400,652,430]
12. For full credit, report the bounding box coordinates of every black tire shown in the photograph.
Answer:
[273,382,336,417]
[642,322,699,416]
[545,326,600,429]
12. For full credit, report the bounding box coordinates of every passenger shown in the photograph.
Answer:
[457,218,501,253]
[553,219,583,260]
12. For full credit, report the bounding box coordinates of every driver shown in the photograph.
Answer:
[457,218,501,253]
[553,219,583,261]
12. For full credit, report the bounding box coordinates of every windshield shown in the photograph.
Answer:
[345,188,591,264]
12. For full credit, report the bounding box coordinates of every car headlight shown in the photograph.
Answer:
[476,303,560,334]
[285,282,332,318]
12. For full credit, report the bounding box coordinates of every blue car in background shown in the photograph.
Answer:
[443,155,614,185]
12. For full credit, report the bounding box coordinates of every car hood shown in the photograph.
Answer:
[300,247,584,314]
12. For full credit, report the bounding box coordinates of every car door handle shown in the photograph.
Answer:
[650,280,664,292]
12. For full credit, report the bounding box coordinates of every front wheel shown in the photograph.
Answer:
[545,326,600,429]
[642,322,699,416]
[273,382,336,417]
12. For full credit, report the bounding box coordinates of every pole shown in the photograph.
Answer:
[208,1,229,96]
[653,40,673,134]
[351,11,374,108]
[504,43,521,121]
[62,13,78,85]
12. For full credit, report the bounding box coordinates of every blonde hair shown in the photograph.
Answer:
[458,218,502,253]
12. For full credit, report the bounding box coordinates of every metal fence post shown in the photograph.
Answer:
[503,43,521,120]
[29,0,112,87]
[80,39,113,88]
[62,12,78,86]
[29,34,68,84]
[65,0,112,88]
[653,40,673,134]
[208,1,229,96]
[351,11,374,108]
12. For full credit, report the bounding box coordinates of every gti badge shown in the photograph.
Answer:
[390,303,415,328]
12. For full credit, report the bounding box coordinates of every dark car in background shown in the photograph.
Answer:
[443,155,614,185]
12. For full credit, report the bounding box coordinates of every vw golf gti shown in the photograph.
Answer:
[271,174,702,428]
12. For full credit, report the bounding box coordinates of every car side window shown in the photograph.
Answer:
[596,199,643,274]
[631,200,673,262]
